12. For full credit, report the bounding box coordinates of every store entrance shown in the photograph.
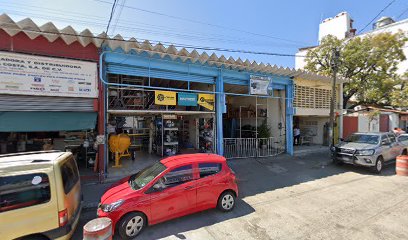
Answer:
[107,112,215,176]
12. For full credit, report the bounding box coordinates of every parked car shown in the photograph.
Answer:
[97,153,238,239]
[331,132,408,173]
[0,151,82,240]
[398,133,408,146]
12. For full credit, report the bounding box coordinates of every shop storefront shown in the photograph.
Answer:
[0,51,99,171]
[99,45,295,175]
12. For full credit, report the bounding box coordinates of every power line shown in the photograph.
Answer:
[0,6,302,49]
[104,0,118,36]
[0,2,303,47]
[358,0,396,34]
[0,25,307,58]
[397,6,408,19]
[1,9,302,49]
[92,0,310,45]
[111,0,126,34]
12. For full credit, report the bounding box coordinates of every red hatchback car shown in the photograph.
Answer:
[97,154,238,239]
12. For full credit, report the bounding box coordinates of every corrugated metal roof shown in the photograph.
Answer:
[0,13,345,82]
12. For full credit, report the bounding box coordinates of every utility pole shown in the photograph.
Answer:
[329,48,340,147]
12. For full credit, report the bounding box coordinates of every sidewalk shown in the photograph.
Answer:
[294,144,330,156]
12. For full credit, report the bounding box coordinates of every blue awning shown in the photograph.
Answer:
[0,112,97,132]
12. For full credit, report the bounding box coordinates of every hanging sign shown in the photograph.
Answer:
[250,75,272,95]
[0,51,98,98]
[178,92,197,106]
[155,90,176,105]
[198,93,215,111]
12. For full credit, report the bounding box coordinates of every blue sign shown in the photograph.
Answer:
[178,92,197,106]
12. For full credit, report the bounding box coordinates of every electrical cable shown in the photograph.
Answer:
[358,0,397,34]
[397,6,408,20]
[1,8,302,49]
[92,0,310,45]
[0,2,303,47]
[111,0,126,34]
[104,0,118,36]
[0,24,307,58]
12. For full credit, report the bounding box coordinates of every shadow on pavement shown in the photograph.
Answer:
[133,199,254,240]
[74,151,397,239]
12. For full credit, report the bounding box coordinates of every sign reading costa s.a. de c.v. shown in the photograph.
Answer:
[0,51,98,98]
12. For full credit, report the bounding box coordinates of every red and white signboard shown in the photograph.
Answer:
[0,51,98,98]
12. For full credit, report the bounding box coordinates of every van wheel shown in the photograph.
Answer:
[117,212,146,239]
[372,156,384,174]
[217,191,236,212]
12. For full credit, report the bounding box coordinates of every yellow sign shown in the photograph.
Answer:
[155,90,177,105]
[198,93,215,110]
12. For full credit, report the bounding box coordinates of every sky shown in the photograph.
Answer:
[1,0,408,68]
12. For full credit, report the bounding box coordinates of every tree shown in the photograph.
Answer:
[304,32,407,109]
[390,72,408,107]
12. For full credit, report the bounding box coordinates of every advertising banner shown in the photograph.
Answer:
[0,51,98,98]
[178,92,197,106]
[250,75,272,95]
[155,90,177,105]
[198,93,215,111]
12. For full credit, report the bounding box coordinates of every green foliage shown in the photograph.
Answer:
[258,119,271,139]
[304,32,407,108]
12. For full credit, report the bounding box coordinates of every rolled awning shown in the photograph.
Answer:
[0,112,97,132]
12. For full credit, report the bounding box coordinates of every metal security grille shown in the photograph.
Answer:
[223,137,285,159]
[294,85,334,109]
[0,95,95,111]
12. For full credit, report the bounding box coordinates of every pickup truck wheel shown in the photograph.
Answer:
[372,156,384,174]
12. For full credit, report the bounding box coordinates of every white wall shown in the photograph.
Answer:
[267,91,286,141]
[319,12,353,42]
[357,114,380,132]
[389,113,399,130]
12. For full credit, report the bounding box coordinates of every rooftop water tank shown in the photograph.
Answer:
[374,16,395,29]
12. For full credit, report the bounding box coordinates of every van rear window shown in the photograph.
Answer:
[0,173,51,213]
[60,157,79,194]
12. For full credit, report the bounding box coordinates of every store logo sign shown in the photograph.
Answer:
[155,90,176,105]
[178,92,197,106]
[198,93,215,111]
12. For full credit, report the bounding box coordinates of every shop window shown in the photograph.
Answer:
[163,165,193,188]
[199,163,222,178]
[0,173,51,213]
[60,157,80,194]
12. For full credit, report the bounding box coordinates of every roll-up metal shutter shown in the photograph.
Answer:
[224,77,248,86]
[0,95,95,111]
[107,64,215,84]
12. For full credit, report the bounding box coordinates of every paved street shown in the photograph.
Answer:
[74,151,408,240]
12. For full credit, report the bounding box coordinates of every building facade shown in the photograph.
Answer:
[293,75,344,145]
[0,13,336,178]
[0,14,102,176]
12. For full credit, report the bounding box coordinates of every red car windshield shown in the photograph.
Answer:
[129,162,166,190]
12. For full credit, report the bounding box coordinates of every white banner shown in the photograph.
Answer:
[0,51,98,98]
[250,75,272,95]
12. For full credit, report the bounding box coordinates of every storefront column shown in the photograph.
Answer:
[285,82,294,155]
[216,70,225,155]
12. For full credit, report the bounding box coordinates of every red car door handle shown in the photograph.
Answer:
[184,185,194,190]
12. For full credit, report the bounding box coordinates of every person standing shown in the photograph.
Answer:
[294,126,301,145]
